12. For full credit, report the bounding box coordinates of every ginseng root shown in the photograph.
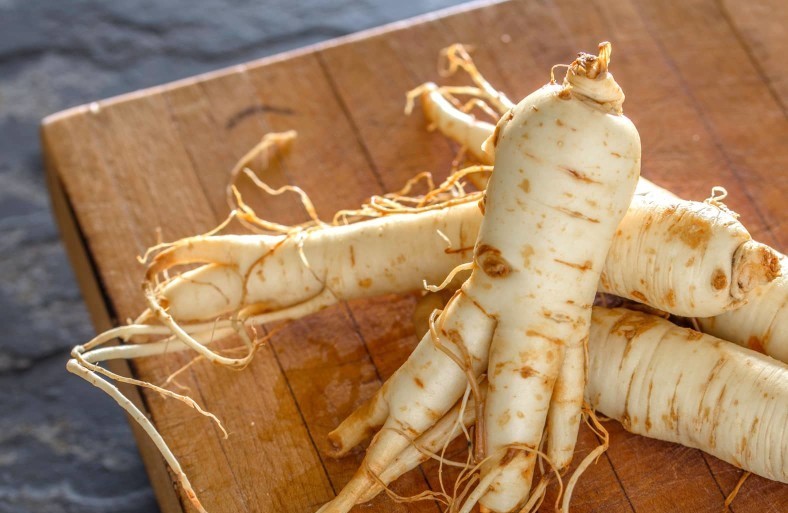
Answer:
[323,42,641,513]
[698,253,788,362]
[587,307,788,483]
[151,187,777,339]
[344,304,788,509]
[412,71,780,319]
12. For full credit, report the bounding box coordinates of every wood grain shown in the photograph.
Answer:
[42,0,786,512]
[719,0,788,113]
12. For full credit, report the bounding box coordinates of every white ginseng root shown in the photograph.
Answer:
[148,204,480,324]
[323,41,641,513]
[415,68,785,360]
[150,185,776,331]
[346,305,788,508]
[587,307,788,483]
[356,383,486,505]
[472,42,640,513]
[414,75,780,318]
[136,163,775,361]
[63,43,785,513]
[319,285,495,513]
[102,88,776,370]
[66,180,484,513]
[67,139,779,513]
[698,253,788,362]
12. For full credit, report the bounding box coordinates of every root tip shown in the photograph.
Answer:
[731,241,781,297]
[326,433,346,458]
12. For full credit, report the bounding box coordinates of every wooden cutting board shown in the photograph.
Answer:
[42,0,787,512]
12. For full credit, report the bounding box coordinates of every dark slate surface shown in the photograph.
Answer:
[0,1,466,511]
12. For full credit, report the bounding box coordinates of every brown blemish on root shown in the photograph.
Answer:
[711,269,727,290]
[445,329,464,347]
[669,373,682,425]
[668,210,713,250]
[519,366,539,379]
[558,88,572,100]
[404,426,419,437]
[686,256,696,267]
[657,203,678,221]
[554,206,600,223]
[599,272,611,291]
[498,409,511,428]
[560,166,600,184]
[477,244,512,278]
[491,125,502,148]
[747,336,765,353]
[358,278,373,288]
[644,382,654,432]
[618,362,635,422]
[611,311,661,341]
[556,118,564,126]
[763,249,781,281]
[620,413,631,431]
[519,179,531,193]
[685,329,703,341]
[739,435,748,456]
[521,245,535,269]
[631,290,647,302]
[554,258,593,271]
[414,377,425,389]
[491,111,514,148]
[349,246,356,267]
[500,445,530,466]
[525,330,564,346]
[542,308,573,324]
[697,358,727,422]
[750,417,760,440]
[665,290,676,308]
[610,152,622,158]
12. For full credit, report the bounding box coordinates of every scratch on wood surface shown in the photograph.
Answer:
[226,104,295,130]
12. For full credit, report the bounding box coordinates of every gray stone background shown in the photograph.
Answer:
[0,1,467,511]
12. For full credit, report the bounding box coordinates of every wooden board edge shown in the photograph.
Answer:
[41,126,187,513]
[40,0,501,130]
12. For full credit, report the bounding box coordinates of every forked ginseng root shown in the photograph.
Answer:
[322,41,641,513]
